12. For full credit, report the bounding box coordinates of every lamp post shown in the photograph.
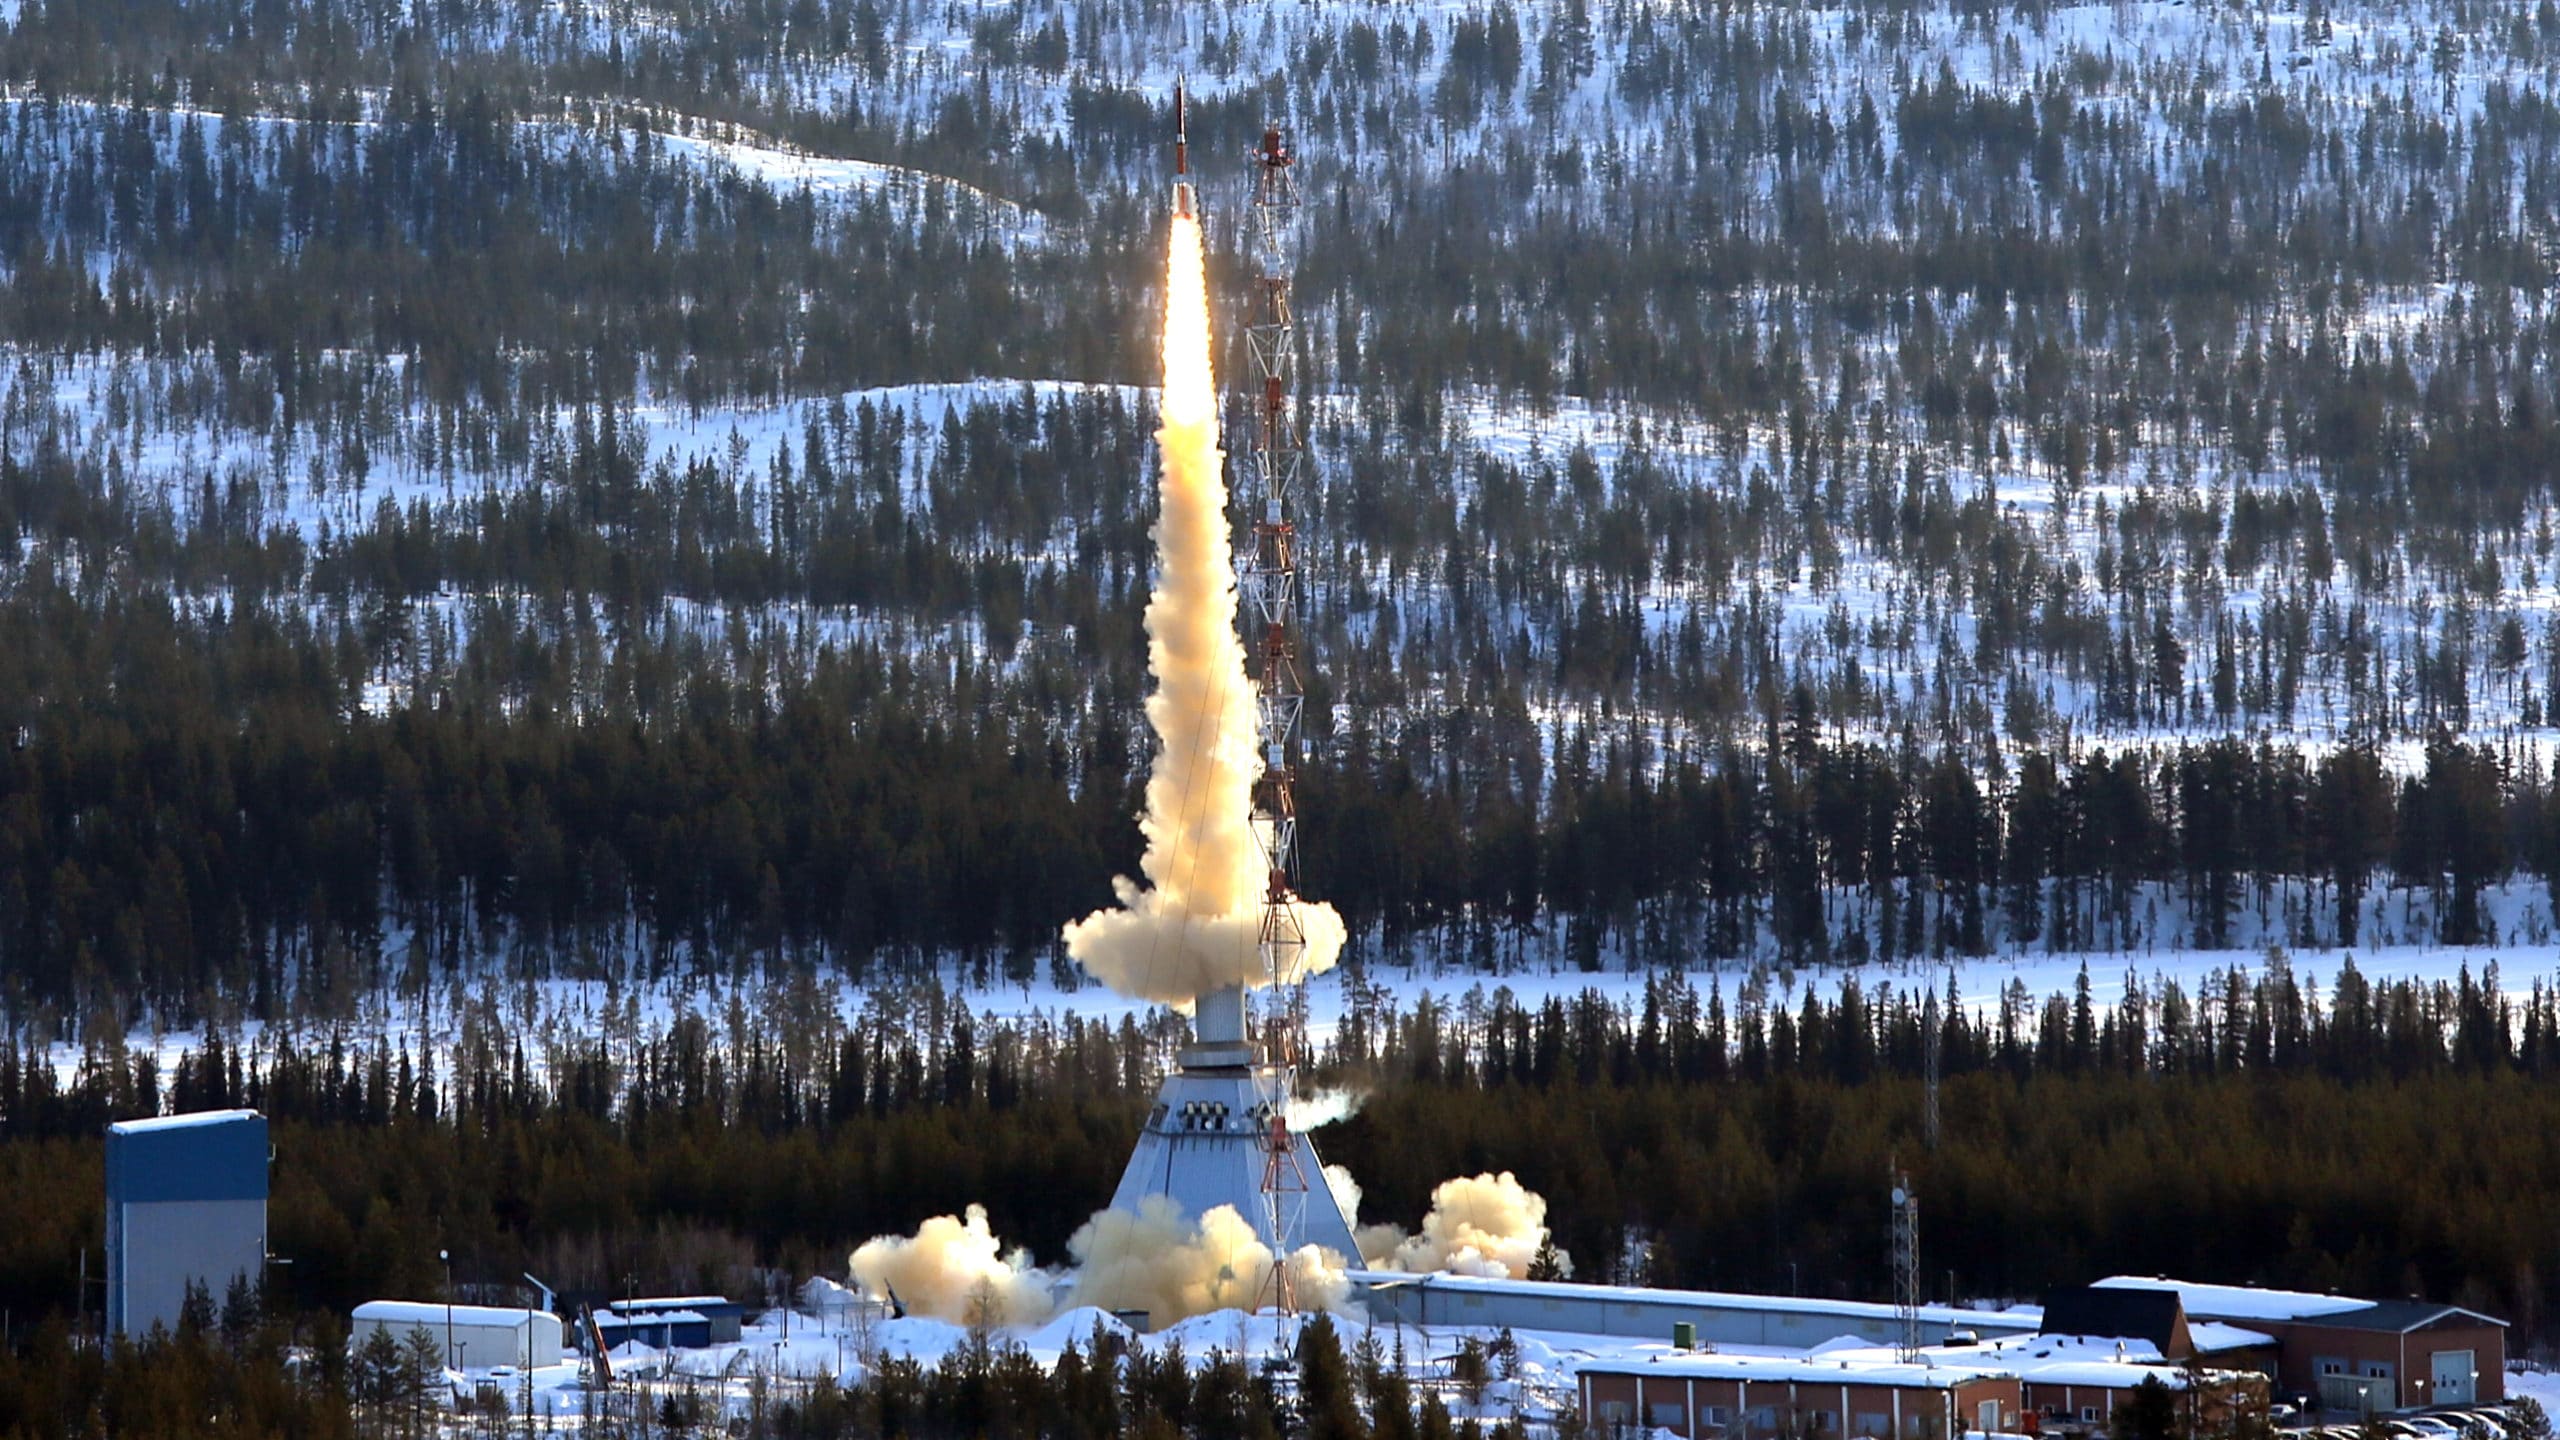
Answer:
[439,1249,454,1371]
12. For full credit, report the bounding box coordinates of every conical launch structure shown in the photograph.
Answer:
[1106,983,1359,1263]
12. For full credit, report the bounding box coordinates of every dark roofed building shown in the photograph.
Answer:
[2310,1300,2502,1335]
[2089,1279,2506,1414]
[2040,1286,2196,1361]
[2278,1301,2507,1412]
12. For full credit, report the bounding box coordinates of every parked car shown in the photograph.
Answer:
[2401,1418,2461,1440]
[2437,1411,2507,1440]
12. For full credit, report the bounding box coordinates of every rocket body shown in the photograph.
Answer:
[1173,79,1195,217]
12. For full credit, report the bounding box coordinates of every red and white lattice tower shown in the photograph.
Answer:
[1244,121,1311,1319]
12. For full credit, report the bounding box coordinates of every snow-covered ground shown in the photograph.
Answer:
[458,1295,1730,1428]
[436,1285,2560,1431]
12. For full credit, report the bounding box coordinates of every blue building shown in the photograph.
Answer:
[596,1297,748,1349]
[105,1110,268,1337]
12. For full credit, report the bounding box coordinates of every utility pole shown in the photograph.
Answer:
[1890,1162,1922,1362]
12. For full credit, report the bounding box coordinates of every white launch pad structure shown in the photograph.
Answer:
[1104,981,1362,1266]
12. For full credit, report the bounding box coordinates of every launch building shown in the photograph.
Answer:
[1106,981,1360,1262]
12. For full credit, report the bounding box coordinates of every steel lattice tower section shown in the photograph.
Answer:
[1244,121,1311,1319]
[1890,1161,1923,1361]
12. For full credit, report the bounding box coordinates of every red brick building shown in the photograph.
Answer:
[1578,1353,2024,1440]
[2091,1280,2506,1412]
[2270,1303,2506,1412]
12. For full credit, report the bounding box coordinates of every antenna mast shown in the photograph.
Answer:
[1244,118,1310,1319]
[1890,1161,1922,1361]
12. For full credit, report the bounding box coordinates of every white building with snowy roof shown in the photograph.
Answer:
[351,1300,564,1371]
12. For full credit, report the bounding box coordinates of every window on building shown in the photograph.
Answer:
[1652,1403,1689,1430]
[1751,1407,1780,1429]
[1856,1412,1891,1436]
[2319,1360,2347,1377]
[2364,1364,2393,1381]
[1702,1406,1730,1427]
[2081,1408,2100,1423]
[1602,1402,1631,1424]
[1806,1410,1838,1434]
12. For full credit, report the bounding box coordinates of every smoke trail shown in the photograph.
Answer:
[1063,209,1347,1004]
[847,1204,1059,1326]
[1356,1171,1572,1279]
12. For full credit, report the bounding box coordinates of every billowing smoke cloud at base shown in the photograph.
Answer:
[1061,207,1346,1006]
[1067,1195,1350,1322]
[847,1204,1060,1327]
[1355,1171,1572,1280]
[845,1197,1350,1328]
[845,1170,1567,1328]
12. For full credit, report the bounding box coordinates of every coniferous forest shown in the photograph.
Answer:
[14,0,2560,1430]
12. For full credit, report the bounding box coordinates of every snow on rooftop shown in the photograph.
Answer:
[1349,1270,2041,1330]
[1973,1333,2167,1366]
[1851,1334,2257,1389]
[1582,1349,2014,1387]
[609,1296,736,1311]
[2091,1278,2367,1323]
[2188,1321,2279,1352]
[354,1301,555,1328]
[107,1108,261,1134]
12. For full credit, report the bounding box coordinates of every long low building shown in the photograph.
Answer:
[351,1301,565,1371]
[1351,1272,2042,1350]
[1580,1337,2267,1440]
[1831,1334,2269,1438]
[1578,1351,2024,1440]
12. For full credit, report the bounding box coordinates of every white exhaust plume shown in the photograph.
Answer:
[847,1204,1059,1326]
[1356,1171,1571,1279]
[849,1195,1351,1332]
[1068,1194,1350,1321]
[1287,1086,1367,1131]
[1322,1162,1363,1226]
[1062,207,1347,1006]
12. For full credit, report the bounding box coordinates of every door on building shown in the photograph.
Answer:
[2432,1351,2476,1406]
[1979,1401,2002,1434]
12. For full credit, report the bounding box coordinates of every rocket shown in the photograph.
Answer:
[1172,77,1195,218]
